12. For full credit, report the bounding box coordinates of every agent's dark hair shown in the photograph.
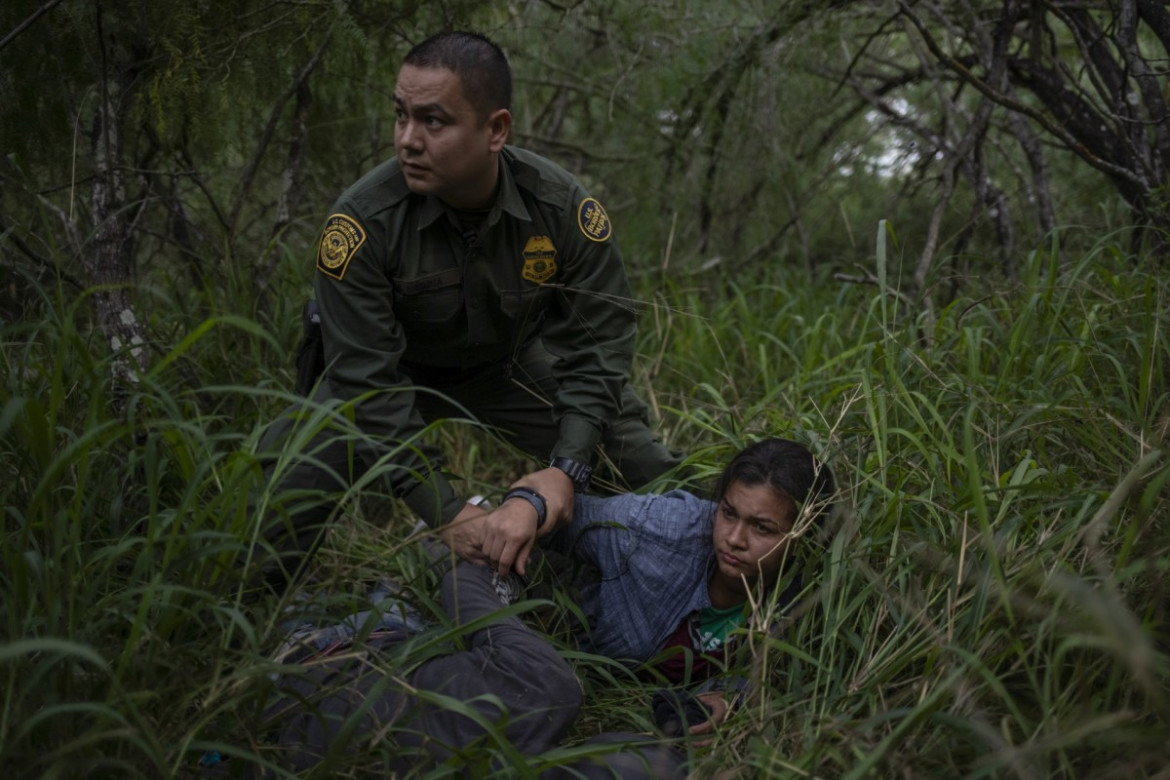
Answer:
[715,438,836,529]
[403,31,512,121]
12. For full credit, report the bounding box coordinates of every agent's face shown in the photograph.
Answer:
[710,480,797,601]
[393,65,510,209]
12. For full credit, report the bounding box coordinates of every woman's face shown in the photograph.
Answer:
[710,480,797,602]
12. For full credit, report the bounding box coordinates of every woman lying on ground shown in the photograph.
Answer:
[539,436,837,733]
[203,437,833,776]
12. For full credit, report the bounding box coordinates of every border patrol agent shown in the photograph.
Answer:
[259,31,682,583]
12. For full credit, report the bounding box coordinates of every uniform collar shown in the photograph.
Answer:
[417,195,446,230]
[415,153,532,231]
[491,152,532,223]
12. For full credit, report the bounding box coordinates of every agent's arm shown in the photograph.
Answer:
[313,208,467,532]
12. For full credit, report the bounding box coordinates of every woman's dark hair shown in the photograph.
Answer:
[715,438,836,529]
[716,439,837,610]
[403,31,512,120]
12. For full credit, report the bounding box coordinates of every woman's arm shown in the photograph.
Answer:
[546,490,714,571]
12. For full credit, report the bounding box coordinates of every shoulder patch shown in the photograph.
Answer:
[316,214,367,280]
[576,197,613,243]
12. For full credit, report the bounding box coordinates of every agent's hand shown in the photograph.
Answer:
[686,691,733,746]
[483,467,574,577]
[513,466,576,530]
[438,502,491,564]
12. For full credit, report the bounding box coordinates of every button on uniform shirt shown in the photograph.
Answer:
[313,146,637,526]
[547,491,718,663]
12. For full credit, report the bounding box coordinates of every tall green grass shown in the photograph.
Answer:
[631,230,1169,777]
[1,229,1167,777]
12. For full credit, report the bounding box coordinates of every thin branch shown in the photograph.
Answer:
[0,0,63,53]
[0,214,85,292]
[896,0,1148,188]
[226,36,332,236]
[36,193,84,257]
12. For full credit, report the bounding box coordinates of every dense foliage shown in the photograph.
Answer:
[3,232,1168,777]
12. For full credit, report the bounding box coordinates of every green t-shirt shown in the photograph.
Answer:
[657,602,748,683]
[696,602,748,651]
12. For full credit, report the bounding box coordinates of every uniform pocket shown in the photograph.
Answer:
[393,268,463,325]
[498,284,550,323]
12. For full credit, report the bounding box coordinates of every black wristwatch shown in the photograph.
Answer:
[550,456,593,492]
[502,486,548,529]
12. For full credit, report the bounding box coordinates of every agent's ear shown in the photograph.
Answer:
[486,108,512,152]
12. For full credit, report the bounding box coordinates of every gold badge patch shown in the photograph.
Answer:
[577,197,612,242]
[316,214,367,280]
[522,235,558,283]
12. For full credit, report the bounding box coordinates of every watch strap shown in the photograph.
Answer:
[550,456,593,492]
[502,486,548,529]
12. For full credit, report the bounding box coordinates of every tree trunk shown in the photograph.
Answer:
[255,80,312,310]
[87,14,149,415]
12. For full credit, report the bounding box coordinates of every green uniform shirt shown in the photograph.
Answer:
[312,146,636,526]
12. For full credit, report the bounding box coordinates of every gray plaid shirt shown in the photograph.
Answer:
[547,491,717,662]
